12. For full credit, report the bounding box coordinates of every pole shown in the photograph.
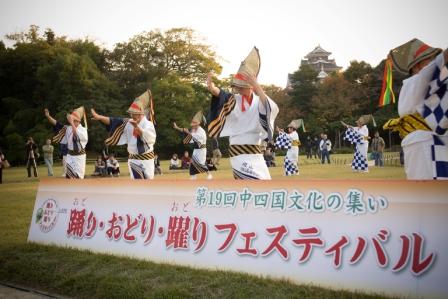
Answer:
[388,130,392,150]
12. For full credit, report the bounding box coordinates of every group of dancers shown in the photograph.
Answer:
[43,39,448,180]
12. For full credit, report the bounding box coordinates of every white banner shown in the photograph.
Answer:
[28,179,448,298]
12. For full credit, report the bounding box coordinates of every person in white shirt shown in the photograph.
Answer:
[91,90,157,179]
[106,154,120,176]
[173,111,212,180]
[207,47,279,180]
[48,106,88,179]
[169,154,180,170]
[319,134,332,164]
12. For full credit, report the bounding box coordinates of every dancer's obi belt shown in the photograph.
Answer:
[383,113,432,138]
[182,134,206,149]
[229,144,262,157]
[292,140,301,146]
[129,151,155,160]
[68,149,86,156]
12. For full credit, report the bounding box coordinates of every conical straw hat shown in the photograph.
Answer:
[389,38,441,74]
[231,47,261,88]
[127,90,152,115]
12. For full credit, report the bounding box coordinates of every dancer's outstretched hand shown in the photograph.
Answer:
[207,72,220,96]
[244,73,267,101]
[90,108,100,120]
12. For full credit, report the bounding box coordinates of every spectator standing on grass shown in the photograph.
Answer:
[305,136,313,159]
[317,133,325,159]
[313,136,319,159]
[264,147,275,167]
[0,148,6,184]
[371,131,385,167]
[42,139,54,176]
[25,137,39,178]
[211,137,222,166]
[319,134,332,164]
[154,153,162,175]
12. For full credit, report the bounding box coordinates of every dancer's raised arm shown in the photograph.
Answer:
[207,72,220,97]
[44,108,57,126]
[91,108,111,125]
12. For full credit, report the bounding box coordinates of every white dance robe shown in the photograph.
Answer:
[398,53,448,180]
[183,126,208,175]
[106,117,156,180]
[208,89,279,180]
[62,125,88,179]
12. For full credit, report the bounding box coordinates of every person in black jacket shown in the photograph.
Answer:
[305,136,313,159]
[25,137,39,177]
[0,148,5,184]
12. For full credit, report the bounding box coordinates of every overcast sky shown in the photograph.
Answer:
[0,0,446,86]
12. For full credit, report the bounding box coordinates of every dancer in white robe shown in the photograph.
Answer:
[207,47,279,180]
[342,115,372,172]
[383,39,448,179]
[275,120,301,175]
[49,106,88,179]
[44,108,68,177]
[91,90,157,179]
[173,111,212,180]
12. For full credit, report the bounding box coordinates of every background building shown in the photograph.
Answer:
[287,45,342,88]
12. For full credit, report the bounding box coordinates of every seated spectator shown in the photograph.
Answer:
[264,148,275,167]
[169,154,180,170]
[154,153,162,175]
[181,151,191,169]
[93,155,106,176]
[106,154,120,176]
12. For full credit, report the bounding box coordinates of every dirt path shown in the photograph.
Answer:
[0,283,68,299]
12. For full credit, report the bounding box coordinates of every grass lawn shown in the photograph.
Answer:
[0,155,403,298]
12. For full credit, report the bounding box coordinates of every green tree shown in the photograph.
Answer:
[311,74,359,133]
[0,26,123,162]
[288,65,318,117]
[105,28,223,158]
[343,60,373,84]
[107,28,222,98]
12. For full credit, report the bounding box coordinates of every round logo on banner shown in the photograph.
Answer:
[36,199,59,233]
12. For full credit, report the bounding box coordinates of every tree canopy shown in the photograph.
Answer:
[286,59,403,146]
[0,25,404,164]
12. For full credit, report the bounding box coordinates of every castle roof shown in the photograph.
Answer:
[306,45,331,58]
